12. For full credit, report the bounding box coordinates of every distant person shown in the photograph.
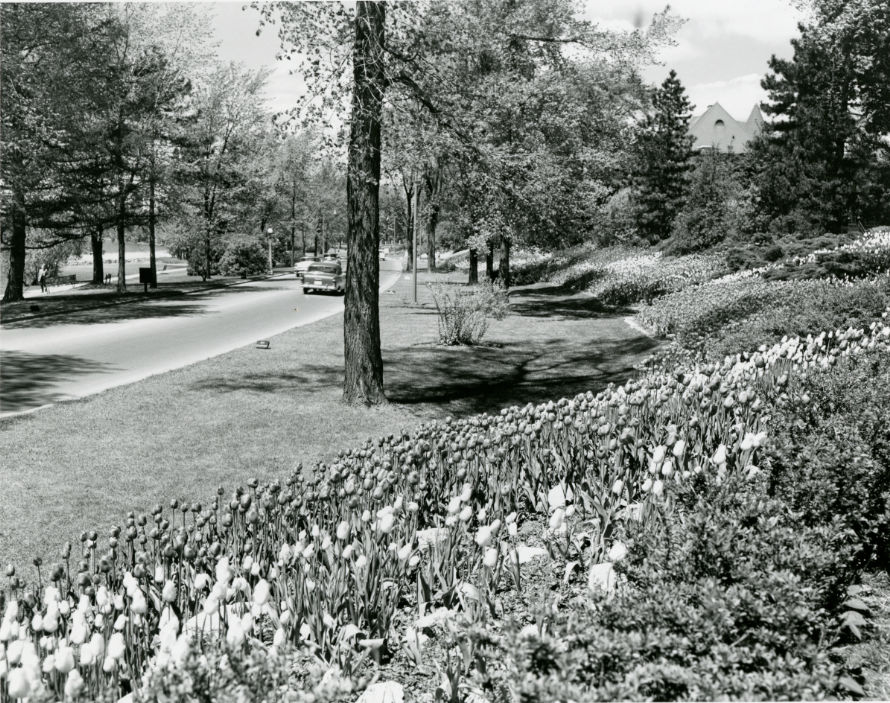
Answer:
[38,265,47,293]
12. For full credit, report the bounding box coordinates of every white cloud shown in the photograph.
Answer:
[581,0,802,45]
[688,73,767,118]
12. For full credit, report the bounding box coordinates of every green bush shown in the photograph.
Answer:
[467,476,864,701]
[426,279,509,345]
[218,237,270,277]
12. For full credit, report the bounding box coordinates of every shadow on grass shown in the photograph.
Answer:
[384,334,659,417]
[0,350,118,414]
[188,366,344,395]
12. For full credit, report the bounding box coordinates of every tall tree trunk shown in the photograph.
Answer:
[1,200,27,303]
[116,194,127,292]
[291,192,297,267]
[468,247,478,284]
[343,0,387,406]
[203,228,212,281]
[148,177,157,289]
[486,241,494,280]
[413,185,422,280]
[425,201,438,271]
[404,187,413,272]
[501,237,511,288]
[91,227,105,284]
[301,222,306,255]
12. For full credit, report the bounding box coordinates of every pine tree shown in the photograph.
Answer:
[631,70,694,244]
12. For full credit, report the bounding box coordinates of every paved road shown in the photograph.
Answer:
[1,264,401,417]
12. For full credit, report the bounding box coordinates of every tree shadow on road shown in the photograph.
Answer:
[0,292,252,330]
[0,350,118,414]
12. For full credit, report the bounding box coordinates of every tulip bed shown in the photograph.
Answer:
[638,272,890,361]
[3,296,890,700]
[510,245,725,306]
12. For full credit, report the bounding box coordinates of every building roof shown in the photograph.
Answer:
[689,102,763,153]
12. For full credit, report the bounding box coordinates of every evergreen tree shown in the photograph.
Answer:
[748,6,890,235]
[630,70,694,244]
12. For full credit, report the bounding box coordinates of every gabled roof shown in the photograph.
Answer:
[745,104,765,135]
[688,102,763,153]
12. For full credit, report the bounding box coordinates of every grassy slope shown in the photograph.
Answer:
[0,271,657,572]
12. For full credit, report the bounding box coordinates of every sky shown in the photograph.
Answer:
[205,0,806,121]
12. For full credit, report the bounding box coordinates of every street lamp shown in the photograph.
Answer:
[267,227,273,273]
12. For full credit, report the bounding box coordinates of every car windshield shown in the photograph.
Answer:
[307,264,339,274]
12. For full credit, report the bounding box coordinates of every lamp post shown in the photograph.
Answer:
[267,227,274,273]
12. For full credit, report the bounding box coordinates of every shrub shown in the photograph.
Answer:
[218,237,270,277]
[426,279,509,345]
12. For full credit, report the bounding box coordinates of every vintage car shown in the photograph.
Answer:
[303,262,345,294]
[294,255,320,280]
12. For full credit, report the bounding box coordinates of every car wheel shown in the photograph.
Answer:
[304,288,311,294]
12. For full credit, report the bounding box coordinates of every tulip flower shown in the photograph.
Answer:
[379,513,395,534]
[342,545,354,560]
[8,668,32,699]
[549,508,565,531]
[460,483,473,502]
[337,521,350,541]
[608,542,628,562]
[226,618,245,648]
[253,579,270,606]
[355,556,367,569]
[447,497,461,515]
[131,591,147,614]
[508,523,518,537]
[711,444,727,465]
[65,669,84,699]
[652,480,664,496]
[459,506,473,522]
[55,646,76,672]
[612,479,624,494]
[475,527,492,547]
[162,580,177,602]
[483,549,498,568]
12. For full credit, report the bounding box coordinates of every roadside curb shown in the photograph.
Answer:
[2,273,288,325]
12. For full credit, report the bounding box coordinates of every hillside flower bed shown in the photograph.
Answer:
[637,273,890,360]
[2,301,889,700]
[510,245,725,306]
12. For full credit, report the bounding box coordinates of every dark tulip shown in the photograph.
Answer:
[170,499,179,510]
[33,557,42,567]
[134,564,145,578]
[77,560,89,573]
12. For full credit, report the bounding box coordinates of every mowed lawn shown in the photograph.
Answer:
[0,270,657,573]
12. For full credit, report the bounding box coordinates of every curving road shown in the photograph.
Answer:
[0,262,402,417]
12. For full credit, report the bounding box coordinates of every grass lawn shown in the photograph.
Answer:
[0,270,657,574]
